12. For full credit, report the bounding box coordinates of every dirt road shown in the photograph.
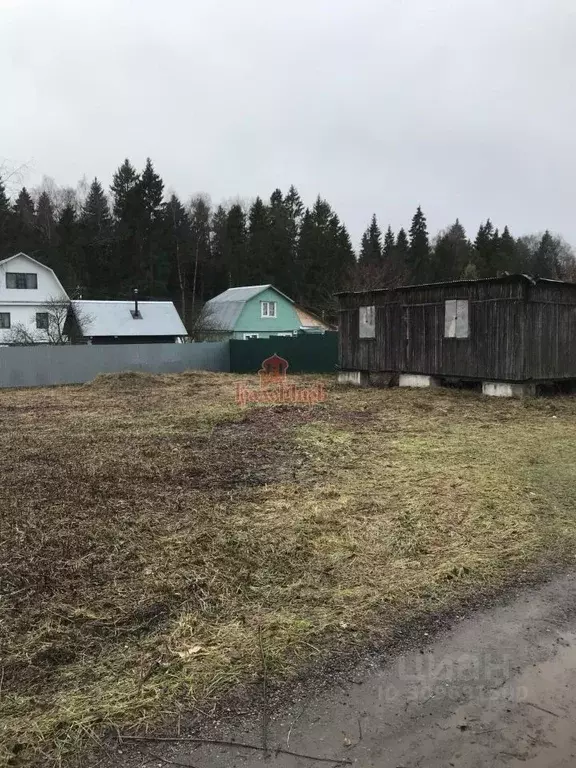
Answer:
[114,572,576,768]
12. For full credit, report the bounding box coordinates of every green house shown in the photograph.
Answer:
[202,285,332,340]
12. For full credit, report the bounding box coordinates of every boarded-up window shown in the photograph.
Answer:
[359,305,375,339]
[444,300,469,339]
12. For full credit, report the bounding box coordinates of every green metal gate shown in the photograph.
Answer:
[229,333,338,374]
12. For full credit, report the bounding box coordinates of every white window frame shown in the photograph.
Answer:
[444,299,469,339]
[243,333,259,340]
[261,300,277,318]
[359,305,376,339]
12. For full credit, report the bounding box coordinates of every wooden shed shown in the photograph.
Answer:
[337,275,576,396]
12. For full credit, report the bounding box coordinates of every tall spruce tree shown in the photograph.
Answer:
[225,204,248,286]
[110,158,141,289]
[207,205,230,297]
[135,158,165,295]
[408,206,431,281]
[383,226,395,259]
[395,228,410,280]
[79,178,113,296]
[499,225,518,272]
[431,219,471,281]
[56,202,83,291]
[247,197,271,284]
[188,195,212,313]
[473,219,496,277]
[163,195,193,324]
[12,187,38,254]
[359,214,382,266]
[533,230,560,279]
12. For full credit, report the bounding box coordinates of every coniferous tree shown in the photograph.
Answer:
[110,158,141,289]
[163,194,193,322]
[207,205,229,297]
[499,226,518,272]
[189,195,212,307]
[359,214,382,266]
[267,190,292,294]
[135,158,165,295]
[225,204,248,286]
[246,197,271,284]
[56,202,83,291]
[533,230,560,279]
[79,178,113,296]
[408,206,431,281]
[473,219,496,277]
[12,187,38,254]
[383,226,395,260]
[395,228,410,277]
[432,219,471,281]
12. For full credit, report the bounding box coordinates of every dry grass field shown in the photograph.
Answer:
[3,371,576,767]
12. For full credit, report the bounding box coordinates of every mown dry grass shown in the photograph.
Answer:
[2,372,576,767]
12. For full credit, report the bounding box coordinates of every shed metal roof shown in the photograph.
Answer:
[72,300,187,337]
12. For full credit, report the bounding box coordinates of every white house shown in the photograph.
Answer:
[0,253,70,344]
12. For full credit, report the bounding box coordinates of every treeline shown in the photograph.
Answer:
[0,157,574,328]
[357,209,576,291]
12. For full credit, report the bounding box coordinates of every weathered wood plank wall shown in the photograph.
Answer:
[338,276,576,382]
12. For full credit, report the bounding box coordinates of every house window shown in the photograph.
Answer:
[6,272,38,289]
[243,333,259,339]
[36,312,49,330]
[359,305,376,339]
[444,300,469,339]
[0,313,10,329]
[261,301,277,318]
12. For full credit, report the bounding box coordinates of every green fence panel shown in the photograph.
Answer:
[229,333,338,374]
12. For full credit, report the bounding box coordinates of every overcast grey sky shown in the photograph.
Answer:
[2,0,575,247]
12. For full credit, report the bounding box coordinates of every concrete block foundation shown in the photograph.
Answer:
[482,381,536,398]
[337,370,369,387]
[399,374,441,389]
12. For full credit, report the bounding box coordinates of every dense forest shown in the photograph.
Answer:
[0,157,573,329]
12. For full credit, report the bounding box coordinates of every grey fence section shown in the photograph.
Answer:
[0,342,230,389]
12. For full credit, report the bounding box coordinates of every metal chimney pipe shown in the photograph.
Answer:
[134,288,139,318]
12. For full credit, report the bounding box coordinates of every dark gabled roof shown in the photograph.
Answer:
[335,274,576,297]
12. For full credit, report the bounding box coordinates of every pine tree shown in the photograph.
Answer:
[533,231,560,278]
[207,205,229,297]
[359,214,382,266]
[110,159,139,220]
[408,206,431,281]
[395,228,410,281]
[247,197,271,284]
[473,219,495,277]
[499,225,518,272]
[383,226,395,259]
[432,219,471,281]
[135,158,165,295]
[189,195,212,309]
[11,187,38,254]
[225,204,248,286]
[163,195,193,323]
[56,202,83,292]
[79,178,113,296]
[268,187,300,296]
